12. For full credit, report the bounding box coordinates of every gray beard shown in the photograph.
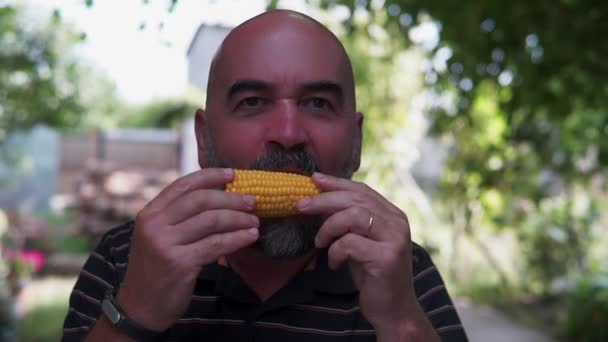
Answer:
[203,124,358,259]
[253,215,323,259]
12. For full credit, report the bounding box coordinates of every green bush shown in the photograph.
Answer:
[564,276,608,342]
[54,233,92,255]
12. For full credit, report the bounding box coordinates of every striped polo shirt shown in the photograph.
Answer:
[61,221,468,341]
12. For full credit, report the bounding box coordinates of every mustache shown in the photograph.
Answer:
[249,146,320,176]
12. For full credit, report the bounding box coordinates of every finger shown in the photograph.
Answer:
[312,173,379,195]
[142,168,234,215]
[172,209,259,245]
[184,228,259,266]
[327,233,378,270]
[164,189,255,224]
[311,173,401,215]
[298,190,379,215]
[315,206,372,248]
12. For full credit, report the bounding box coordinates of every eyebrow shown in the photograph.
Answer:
[301,80,344,103]
[227,79,270,99]
[227,79,344,102]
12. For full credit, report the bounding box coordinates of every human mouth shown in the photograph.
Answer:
[273,166,310,176]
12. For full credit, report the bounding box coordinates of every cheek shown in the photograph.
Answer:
[311,128,356,174]
[213,121,265,168]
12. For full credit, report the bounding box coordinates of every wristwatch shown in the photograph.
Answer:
[101,289,168,341]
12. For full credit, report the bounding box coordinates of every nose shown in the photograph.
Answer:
[265,100,309,150]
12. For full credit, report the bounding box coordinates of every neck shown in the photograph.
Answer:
[226,248,317,302]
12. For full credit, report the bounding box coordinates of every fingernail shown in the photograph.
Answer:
[314,235,321,247]
[248,227,259,236]
[243,195,255,208]
[251,216,259,227]
[224,168,233,176]
[297,197,311,209]
[313,172,325,180]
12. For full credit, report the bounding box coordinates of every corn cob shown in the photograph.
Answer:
[225,169,320,218]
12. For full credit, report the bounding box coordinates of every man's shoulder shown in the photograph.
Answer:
[411,241,433,262]
[410,241,441,276]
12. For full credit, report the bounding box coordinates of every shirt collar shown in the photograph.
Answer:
[198,249,358,298]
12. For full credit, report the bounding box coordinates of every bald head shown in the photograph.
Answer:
[205,9,356,111]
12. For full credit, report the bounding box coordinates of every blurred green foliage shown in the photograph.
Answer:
[53,233,92,255]
[118,97,199,129]
[565,276,608,342]
[0,4,85,141]
[0,3,196,136]
[0,0,101,315]
[317,0,608,176]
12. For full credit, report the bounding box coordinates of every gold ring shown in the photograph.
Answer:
[367,214,374,235]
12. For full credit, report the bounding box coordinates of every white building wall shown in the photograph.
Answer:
[187,25,232,90]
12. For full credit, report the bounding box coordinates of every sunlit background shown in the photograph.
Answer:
[1,0,607,341]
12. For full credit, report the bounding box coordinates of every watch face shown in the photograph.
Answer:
[102,298,122,324]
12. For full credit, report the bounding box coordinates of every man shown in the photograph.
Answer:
[62,9,468,342]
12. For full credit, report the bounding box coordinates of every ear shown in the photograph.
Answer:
[194,108,209,169]
[352,111,364,172]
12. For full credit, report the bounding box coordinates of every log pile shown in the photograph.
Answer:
[71,159,179,244]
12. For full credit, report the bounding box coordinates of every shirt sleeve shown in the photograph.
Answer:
[60,222,132,342]
[412,243,469,341]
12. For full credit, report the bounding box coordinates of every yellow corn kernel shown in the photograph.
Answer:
[225,169,320,218]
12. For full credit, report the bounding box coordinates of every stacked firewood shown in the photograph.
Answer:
[71,159,179,244]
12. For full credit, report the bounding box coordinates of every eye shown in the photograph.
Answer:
[302,97,333,111]
[239,97,264,108]
[312,98,329,108]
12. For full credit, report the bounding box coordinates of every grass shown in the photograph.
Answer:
[16,276,76,342]
[18,302,69,342]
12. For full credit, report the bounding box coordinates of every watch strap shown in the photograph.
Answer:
[102,290,169,341]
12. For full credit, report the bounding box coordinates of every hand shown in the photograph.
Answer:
[297,173,418,331]
[116,168,260,331]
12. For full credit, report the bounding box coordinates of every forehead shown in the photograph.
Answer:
[215,20,350,89]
